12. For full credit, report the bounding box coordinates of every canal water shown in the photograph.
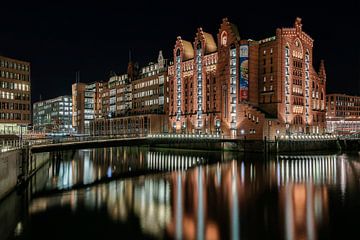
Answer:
[0,147,359,240]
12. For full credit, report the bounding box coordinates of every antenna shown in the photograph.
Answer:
[75,71,81,83]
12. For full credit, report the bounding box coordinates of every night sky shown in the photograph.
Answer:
[1,1,359,102]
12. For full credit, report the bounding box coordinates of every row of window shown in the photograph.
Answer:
[334,111,360,116]
[333,102,360,107]
[35,107,72,113]
[328,96,360,103]
[0,102,30,110]
[263,85,273,91]
[0,60,29,72]
[263,76,273,82]
[0,81,30,91]
[0,113,30,120]
[293,78,302,86]
[134,76,165,90]
[0,91,30,100]
[0,70,30,81]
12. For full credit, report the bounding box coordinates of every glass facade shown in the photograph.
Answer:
[33,96,73,133]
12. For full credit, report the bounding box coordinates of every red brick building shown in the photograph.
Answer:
[168,17,327,139]
[168,29,218,135]
[258,17,326,137]
[90,51,169,135]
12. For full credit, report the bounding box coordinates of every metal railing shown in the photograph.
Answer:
[13,132,360,149]
[277,134,338,141]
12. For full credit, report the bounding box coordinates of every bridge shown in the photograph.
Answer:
[23,134,360,153]
[29,134,229,153]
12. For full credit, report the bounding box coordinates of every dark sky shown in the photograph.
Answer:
[1,1,359,102]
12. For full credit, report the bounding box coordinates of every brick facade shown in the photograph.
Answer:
[168,17,327,139]
[90,51,169,135]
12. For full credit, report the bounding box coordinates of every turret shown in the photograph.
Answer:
[318,59,326,83]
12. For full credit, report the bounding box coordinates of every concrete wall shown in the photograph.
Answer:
[0,149,21,200]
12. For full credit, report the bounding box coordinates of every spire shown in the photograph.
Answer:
[318,59,326,81]
[158,50,164,69]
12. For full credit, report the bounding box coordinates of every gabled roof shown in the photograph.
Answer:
[230,23,240,41]
[181,40,194,60]
[203,32,217,54]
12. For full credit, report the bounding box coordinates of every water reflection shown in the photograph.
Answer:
[44,148,216,192]
[19,149,359,239]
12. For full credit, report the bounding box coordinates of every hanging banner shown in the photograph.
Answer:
[239,45,249,101]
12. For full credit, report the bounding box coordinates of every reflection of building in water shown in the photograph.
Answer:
[275,155,337,186]
[146,151,208,171]
[281,184,329,240]
[274,154,353,240]
[46,147,150,190]
[28,152,352,239]
[45,148,227,191]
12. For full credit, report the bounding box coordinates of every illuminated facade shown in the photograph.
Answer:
[168,18,326,139]
[90,51,169,135]
[0,55,31,134]
[72,82,103,134]
[326,93,360,134]
[258,17,326,137]
[33,95,73,133]
[168,29,218,134]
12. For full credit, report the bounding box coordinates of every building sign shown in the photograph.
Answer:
[239,45,249,101]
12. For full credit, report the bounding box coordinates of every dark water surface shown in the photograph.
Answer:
[1,147,359,240]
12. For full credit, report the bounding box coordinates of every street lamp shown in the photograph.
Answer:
[268,120,272,140]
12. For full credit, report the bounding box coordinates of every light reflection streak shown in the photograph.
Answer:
[25,150,356,240]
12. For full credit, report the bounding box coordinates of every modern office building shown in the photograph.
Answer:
[326,93,360,134]
[168,17,327,139]
[0,55,31,134]
[33,95,73,133]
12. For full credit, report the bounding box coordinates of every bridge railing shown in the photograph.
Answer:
[0,139,22,153]
[27,133,150,146]
[25,132,360,148]
[148,133,222,140]
[277,134,339,141]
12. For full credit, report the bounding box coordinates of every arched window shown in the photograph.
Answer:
[221,31,227,46]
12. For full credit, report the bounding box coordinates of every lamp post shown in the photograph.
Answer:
[268,120,272,141]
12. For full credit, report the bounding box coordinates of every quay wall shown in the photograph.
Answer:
[0,149,49,201]
[0,150,20,200]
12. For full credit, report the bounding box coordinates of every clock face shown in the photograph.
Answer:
[221,31,227,46]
